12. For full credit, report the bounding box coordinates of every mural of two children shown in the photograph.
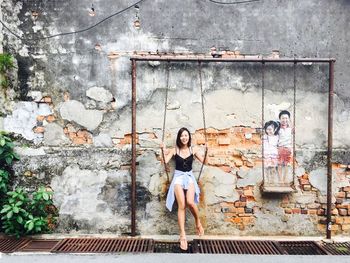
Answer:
[263,110,293,186]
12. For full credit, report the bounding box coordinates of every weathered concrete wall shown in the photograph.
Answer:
[1,0,350,236]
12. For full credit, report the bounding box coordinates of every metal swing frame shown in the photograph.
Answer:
[130,56,335,239]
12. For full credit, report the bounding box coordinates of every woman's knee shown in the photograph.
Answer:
[177,201,186,210]
[186,200,196,208]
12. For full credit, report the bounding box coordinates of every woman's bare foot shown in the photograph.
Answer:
[196,223,204,236]
[179,235,188,250]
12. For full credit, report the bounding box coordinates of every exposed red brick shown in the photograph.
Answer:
[308,209,318,215]
[72,137,87,144]
[330,225,340,231]
[339,209,348,216]
[237,208,245,214]
[243,189,254,197]
[335,217,343,224]
[241,217,254,224]
[292,208,301,214]
[232,217,242,224]
[301,209,308,214]
[218,138,231,145]
[68,132,77,138]
[196,138,206,145]
[224,212,238,218]
[77,130,90,138]
[341,224,350,231]
[219,166,232,173]
[336,198,344,204]
[336,204,348,209]
[234,201,246,207]
[307,203,321,209]
[46,115,56,123]
[343,217,350,224]
[317,224,326,232]
[86,137,93,144]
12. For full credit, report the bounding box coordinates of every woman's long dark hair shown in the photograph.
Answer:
[176,127,191,148]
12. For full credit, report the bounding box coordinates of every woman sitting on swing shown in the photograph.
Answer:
[161,127,206,251]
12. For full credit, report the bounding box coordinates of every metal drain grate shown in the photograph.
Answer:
[154,241,193,253]
[0,238,29,253]
[19,239,60,252]
[193,240,284,254]
[51,238,154,253]
[279,241,327,255]
[321,242,350,255]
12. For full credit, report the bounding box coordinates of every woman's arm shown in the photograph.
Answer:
[160,143,175,164]
[193,145,207,164]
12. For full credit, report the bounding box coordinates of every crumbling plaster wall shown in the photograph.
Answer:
[1,0,350,235]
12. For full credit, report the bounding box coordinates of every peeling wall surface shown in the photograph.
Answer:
[1,0,350,236]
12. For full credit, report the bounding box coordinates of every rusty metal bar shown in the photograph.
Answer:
[131,59,137,236]
[130,56,334,63]
[326,60,335,239]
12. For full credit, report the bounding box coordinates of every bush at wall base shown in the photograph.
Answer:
[0,187,58,238]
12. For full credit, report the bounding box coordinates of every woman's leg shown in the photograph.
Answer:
[186,183,204,236]
[174,184,187,249]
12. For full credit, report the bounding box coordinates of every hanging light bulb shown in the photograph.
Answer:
[31,10,39,22]
[133,5,141,29]
[89,3,96,16]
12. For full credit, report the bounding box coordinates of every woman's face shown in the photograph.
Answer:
[180,130,190,146]
[266,125,275,136]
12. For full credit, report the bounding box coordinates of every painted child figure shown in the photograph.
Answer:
[263,120,279,185]
[277,110,293,184]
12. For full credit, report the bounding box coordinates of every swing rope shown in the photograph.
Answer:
[161,61,170,183]
[161,61,208,183]
[292,61,297,187]
[197,61,208,182]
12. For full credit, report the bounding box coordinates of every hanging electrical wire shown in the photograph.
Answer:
[207,0,260,4]
[0,0,146,42]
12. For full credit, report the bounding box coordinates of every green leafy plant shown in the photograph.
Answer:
[0,53,14,90]
[0,187,58,238]
[0,169,10,195]
[0,132,20,166]
[0,132,58,237]
[0,132,18,222]
[0,188,29,237]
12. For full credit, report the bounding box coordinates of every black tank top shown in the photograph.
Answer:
[175,147,193,172]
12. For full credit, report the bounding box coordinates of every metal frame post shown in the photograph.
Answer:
[326,60,335,239]
[131,59,137,236]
